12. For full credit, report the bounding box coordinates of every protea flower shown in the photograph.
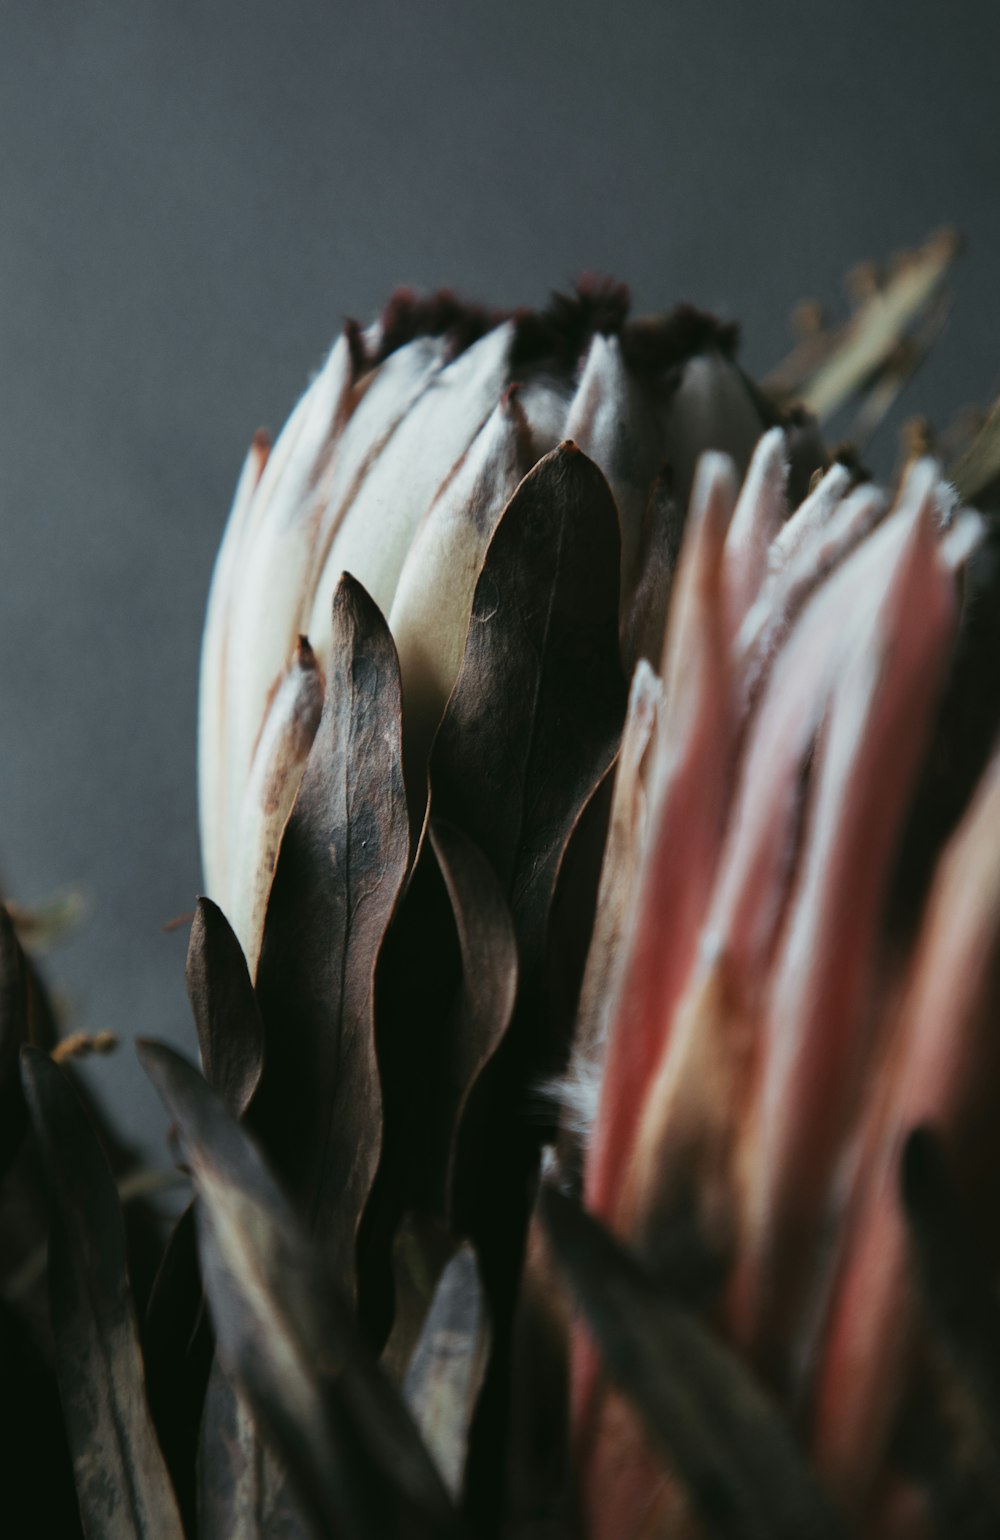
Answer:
[5,233,1000,1540]
[197,282,799,974]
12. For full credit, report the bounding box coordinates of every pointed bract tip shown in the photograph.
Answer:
[757,424,787,457]
[692,448,739,500]
[344,316,367,380]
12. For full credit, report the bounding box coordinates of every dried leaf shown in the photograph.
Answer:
[430,440,625,983]
[139,1040,456,1540]
[5,887,86,950]
[0,906,33,1175]
[403,1244,491,1500]
[431,819,519,1231]
[358,821,516,1355]
[426,443,626,1521]
[20,1047,184,1540]
[620,470,683,673]
[0,1298,83,1537]
[541,1185,845,1540]
[505,1190,573,1535]
[186,896,264,1118]
[952,392,1000,509]
[253,574,410,1300]
[142,1204,212,1537]
[844,291,951,449]
[764,229,959,424]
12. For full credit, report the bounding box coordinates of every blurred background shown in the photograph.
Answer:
[1,0,998,1163]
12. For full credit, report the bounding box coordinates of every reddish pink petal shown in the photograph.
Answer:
[729,485,957,1381]
[812,746,1000,1504]
[586,454,737,1231]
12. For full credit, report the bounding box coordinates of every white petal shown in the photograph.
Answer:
[228,639,324,976]
[565,334,667,587]
[198,430,270,900]
[305,322,515,669]
[721,427,788,638]
[768,460,853,575]
[663,351,764,512]
[737,482,886,710]
[568,657,662,1134]
[741,497,956,1335]
[388,388,534,786]
[516,376,573,462]
[939,506,983,570]
[304,335,450,614]
[220,336,352,868]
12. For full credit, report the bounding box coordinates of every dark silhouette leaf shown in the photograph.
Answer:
[20,1046,184,1540]
[540,1185,846,1540]
[147,906,263,1532]
[429,819,518,1230]
[358,816,516,1353]
[253,574,410,1300]
[951,392,1000,510]
[0,1298,83,1538]
[186,897,264,1118]
[620,468,682,673]
[429,444,625,1528]
[142,1205,212,1537]
[902,1127,1000,1474]
[139,1039,457,1540]
[0,904,53,1175]
[430,440,625,984]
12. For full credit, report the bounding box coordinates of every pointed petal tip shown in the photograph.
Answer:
[939,507,984,571]
[688,451,740,533]
[896,455,943,515]
[757,423,788,458]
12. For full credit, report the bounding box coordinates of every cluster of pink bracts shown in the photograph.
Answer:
[573,437,996,1537]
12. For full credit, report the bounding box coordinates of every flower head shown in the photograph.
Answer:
[9,241,997,1540]
[198,283,792,973]
[185,247,1000,1537]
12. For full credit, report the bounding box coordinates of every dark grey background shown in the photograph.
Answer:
[1,1,998,1162]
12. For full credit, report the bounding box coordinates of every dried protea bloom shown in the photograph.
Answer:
[12,239,1000,1540]
[197,283,800,973]
[183,246,1000,1539]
